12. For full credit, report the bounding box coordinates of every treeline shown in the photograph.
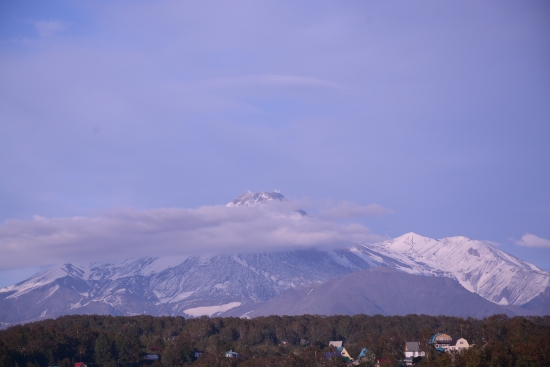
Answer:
[0,314,549,367]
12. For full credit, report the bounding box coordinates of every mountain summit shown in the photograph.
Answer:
[226,191,287,207]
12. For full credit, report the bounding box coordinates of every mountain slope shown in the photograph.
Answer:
[233,267,528,318]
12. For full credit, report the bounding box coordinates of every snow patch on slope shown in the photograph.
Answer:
[183,302,242,317]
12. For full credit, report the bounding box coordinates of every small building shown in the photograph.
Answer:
[144,355,159,361]
[429,332,452,352]
[328,341,353,362]
[404,342,425,365]
[224,350,240,358]
[447,338,470,351]
[337,346,353,361]
[74,363,87,367]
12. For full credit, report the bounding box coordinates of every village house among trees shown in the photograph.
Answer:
[403,342,425,366]
[428,332,471,353]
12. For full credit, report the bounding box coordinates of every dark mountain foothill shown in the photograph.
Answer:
[230,267,530,318]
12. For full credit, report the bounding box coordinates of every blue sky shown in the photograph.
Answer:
[0,0,549,287]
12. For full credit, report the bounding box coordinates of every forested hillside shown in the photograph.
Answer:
[0,314,548,367]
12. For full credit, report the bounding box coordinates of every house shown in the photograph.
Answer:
[144,355,159,361]
[429,332,452,352]
[338,346,354,361]
[403,342,425,365]
[194,348,203,358]
[328,341,353,362]
[447,338,470,351]
[74,363,87,367]
[224,350,240,358]
[429,333,470,353]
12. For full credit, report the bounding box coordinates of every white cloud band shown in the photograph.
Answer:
[0,201,390,270]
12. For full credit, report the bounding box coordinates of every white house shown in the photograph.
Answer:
[404,342,425,365]
[447,338,470,351]
[224,350,240,358]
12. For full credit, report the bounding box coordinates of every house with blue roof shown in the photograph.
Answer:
[429,332,452,352]
[328,341,354,362]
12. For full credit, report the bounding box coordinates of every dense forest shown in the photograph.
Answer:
[0,314,548,367]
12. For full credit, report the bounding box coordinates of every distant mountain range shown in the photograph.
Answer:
[1,192,549,326]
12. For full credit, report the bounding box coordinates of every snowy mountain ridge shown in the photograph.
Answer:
[352,233,549,306]
[1,232,548,325]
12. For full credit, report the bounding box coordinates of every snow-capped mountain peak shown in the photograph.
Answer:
[226,191,287,207]
[383,232,435,252]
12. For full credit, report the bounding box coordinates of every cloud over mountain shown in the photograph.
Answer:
[0,200,389,270]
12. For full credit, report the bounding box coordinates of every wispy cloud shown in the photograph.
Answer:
[34,20,67,38]
[201,74,345,90]
[0,201,390,270]
[515,234,550,248]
